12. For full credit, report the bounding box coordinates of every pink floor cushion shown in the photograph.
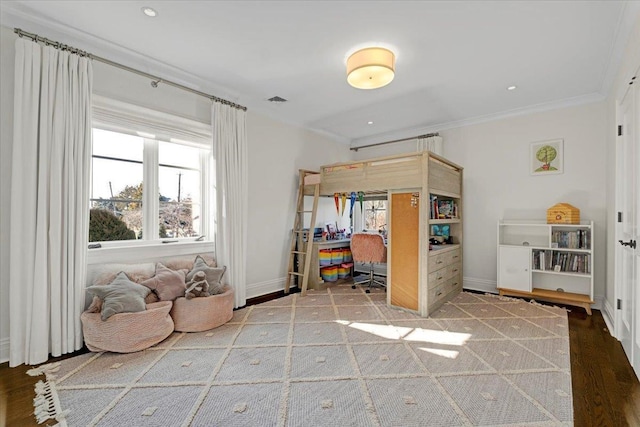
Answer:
[81,301,174,353]
[170,286,234,332]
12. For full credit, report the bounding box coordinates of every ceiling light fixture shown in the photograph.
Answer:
[367,121,374,125]
[507,85,517,91]
[141,7,158,17]
[347,47,395,89]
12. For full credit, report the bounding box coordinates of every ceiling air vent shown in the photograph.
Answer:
[267,96,287,103]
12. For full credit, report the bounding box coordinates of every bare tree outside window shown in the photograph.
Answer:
[158,141,201,238]
[364,200,387,233]
[88,129,206,243]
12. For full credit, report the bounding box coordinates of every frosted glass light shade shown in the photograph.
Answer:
[347,47,395,89]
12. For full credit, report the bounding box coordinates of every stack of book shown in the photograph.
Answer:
[552,229,590,249]
[429,194,458,220]
[532,249,591,274]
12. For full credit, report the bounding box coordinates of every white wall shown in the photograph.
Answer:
[605,13,640,331]
[354,102,608,305]
[246,112,352,298]
[0,24,349,362]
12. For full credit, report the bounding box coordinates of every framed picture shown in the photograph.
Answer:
[531,139,563,175]
[325,222,337,235]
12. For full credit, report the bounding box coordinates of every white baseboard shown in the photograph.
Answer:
[463,277,498,294]
[592,295,604,311]
[602,299,616,337]
[246,277,286,300]
[0,337,8,364]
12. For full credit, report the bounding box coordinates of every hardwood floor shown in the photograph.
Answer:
[1,307,639,426]
[568,309,640,426]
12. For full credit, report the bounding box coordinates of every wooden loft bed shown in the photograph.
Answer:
[301,151,464,317]
[304,151,461,196]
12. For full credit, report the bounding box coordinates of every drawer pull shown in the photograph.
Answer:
[436,260,443,264]
[452,282,458,286]
[437,276,443,280]
[452,269,458,273]
[436,291,443,296]
[453,255,459,259]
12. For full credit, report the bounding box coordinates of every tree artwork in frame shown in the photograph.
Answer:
[531,139,563,175]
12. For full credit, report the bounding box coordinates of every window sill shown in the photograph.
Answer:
[86,240,214,265]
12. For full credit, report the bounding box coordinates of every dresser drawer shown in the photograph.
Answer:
[428,251,448,271]
[446,249,461,265]
[428,281,449,306]
[446,262,462,280]
[428,268,448,289]
[446,275,463,294]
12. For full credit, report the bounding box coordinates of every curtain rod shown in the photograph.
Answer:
[14,28,247,111]
[350,132,440,152]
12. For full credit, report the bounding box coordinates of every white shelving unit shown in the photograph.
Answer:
[497,220,594,314]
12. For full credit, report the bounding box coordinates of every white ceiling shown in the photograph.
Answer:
[1,1,637,147]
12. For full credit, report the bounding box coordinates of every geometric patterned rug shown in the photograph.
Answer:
[28,286,573,426]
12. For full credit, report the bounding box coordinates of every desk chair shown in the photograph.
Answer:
[350,233,387,293]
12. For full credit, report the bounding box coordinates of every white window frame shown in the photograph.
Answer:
[90,96,213,249]
[356,196,388,233]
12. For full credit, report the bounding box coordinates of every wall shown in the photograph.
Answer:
[0,24,349,362]
[605,13,640,332]
[246,112,352,298]
[354,102,608,306]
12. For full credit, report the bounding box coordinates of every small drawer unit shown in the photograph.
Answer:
[427,244,462,311]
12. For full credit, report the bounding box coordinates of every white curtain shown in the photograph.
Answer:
[416,135,444,155]
[9,39,93,366]
[212,103,248,308]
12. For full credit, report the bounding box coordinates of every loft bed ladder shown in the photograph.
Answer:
[286,169,320,297]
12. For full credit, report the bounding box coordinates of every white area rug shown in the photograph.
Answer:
[29,287,573,426]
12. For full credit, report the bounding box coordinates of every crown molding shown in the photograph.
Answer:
[599,1,640,98]
[350,92,605,149]
[0,3,239,102]
[1,4,349,146]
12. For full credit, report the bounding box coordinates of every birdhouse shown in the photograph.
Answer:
[547,203,580,224]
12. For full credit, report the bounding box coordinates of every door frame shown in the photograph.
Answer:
[614,64,640,377]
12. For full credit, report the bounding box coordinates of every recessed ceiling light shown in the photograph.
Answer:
[141,7,158,17]
[367,121,374,125]
[507,85,517,91]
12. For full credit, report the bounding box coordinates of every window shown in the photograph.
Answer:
[158,141,202,238]
[363,200,387,233]
[89,97,213,245]
[90,129,144,242]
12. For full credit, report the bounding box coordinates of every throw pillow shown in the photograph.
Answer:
[87,292,159,313]
[141,263,188,301]
[86,272,150,321]
[187,255,227,295]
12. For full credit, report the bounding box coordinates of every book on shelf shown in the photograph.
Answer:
[438,200,454,219]
[551,229,591,249]
[532,249,591,274]
[430,194,458,220]
[430,194,438,219]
